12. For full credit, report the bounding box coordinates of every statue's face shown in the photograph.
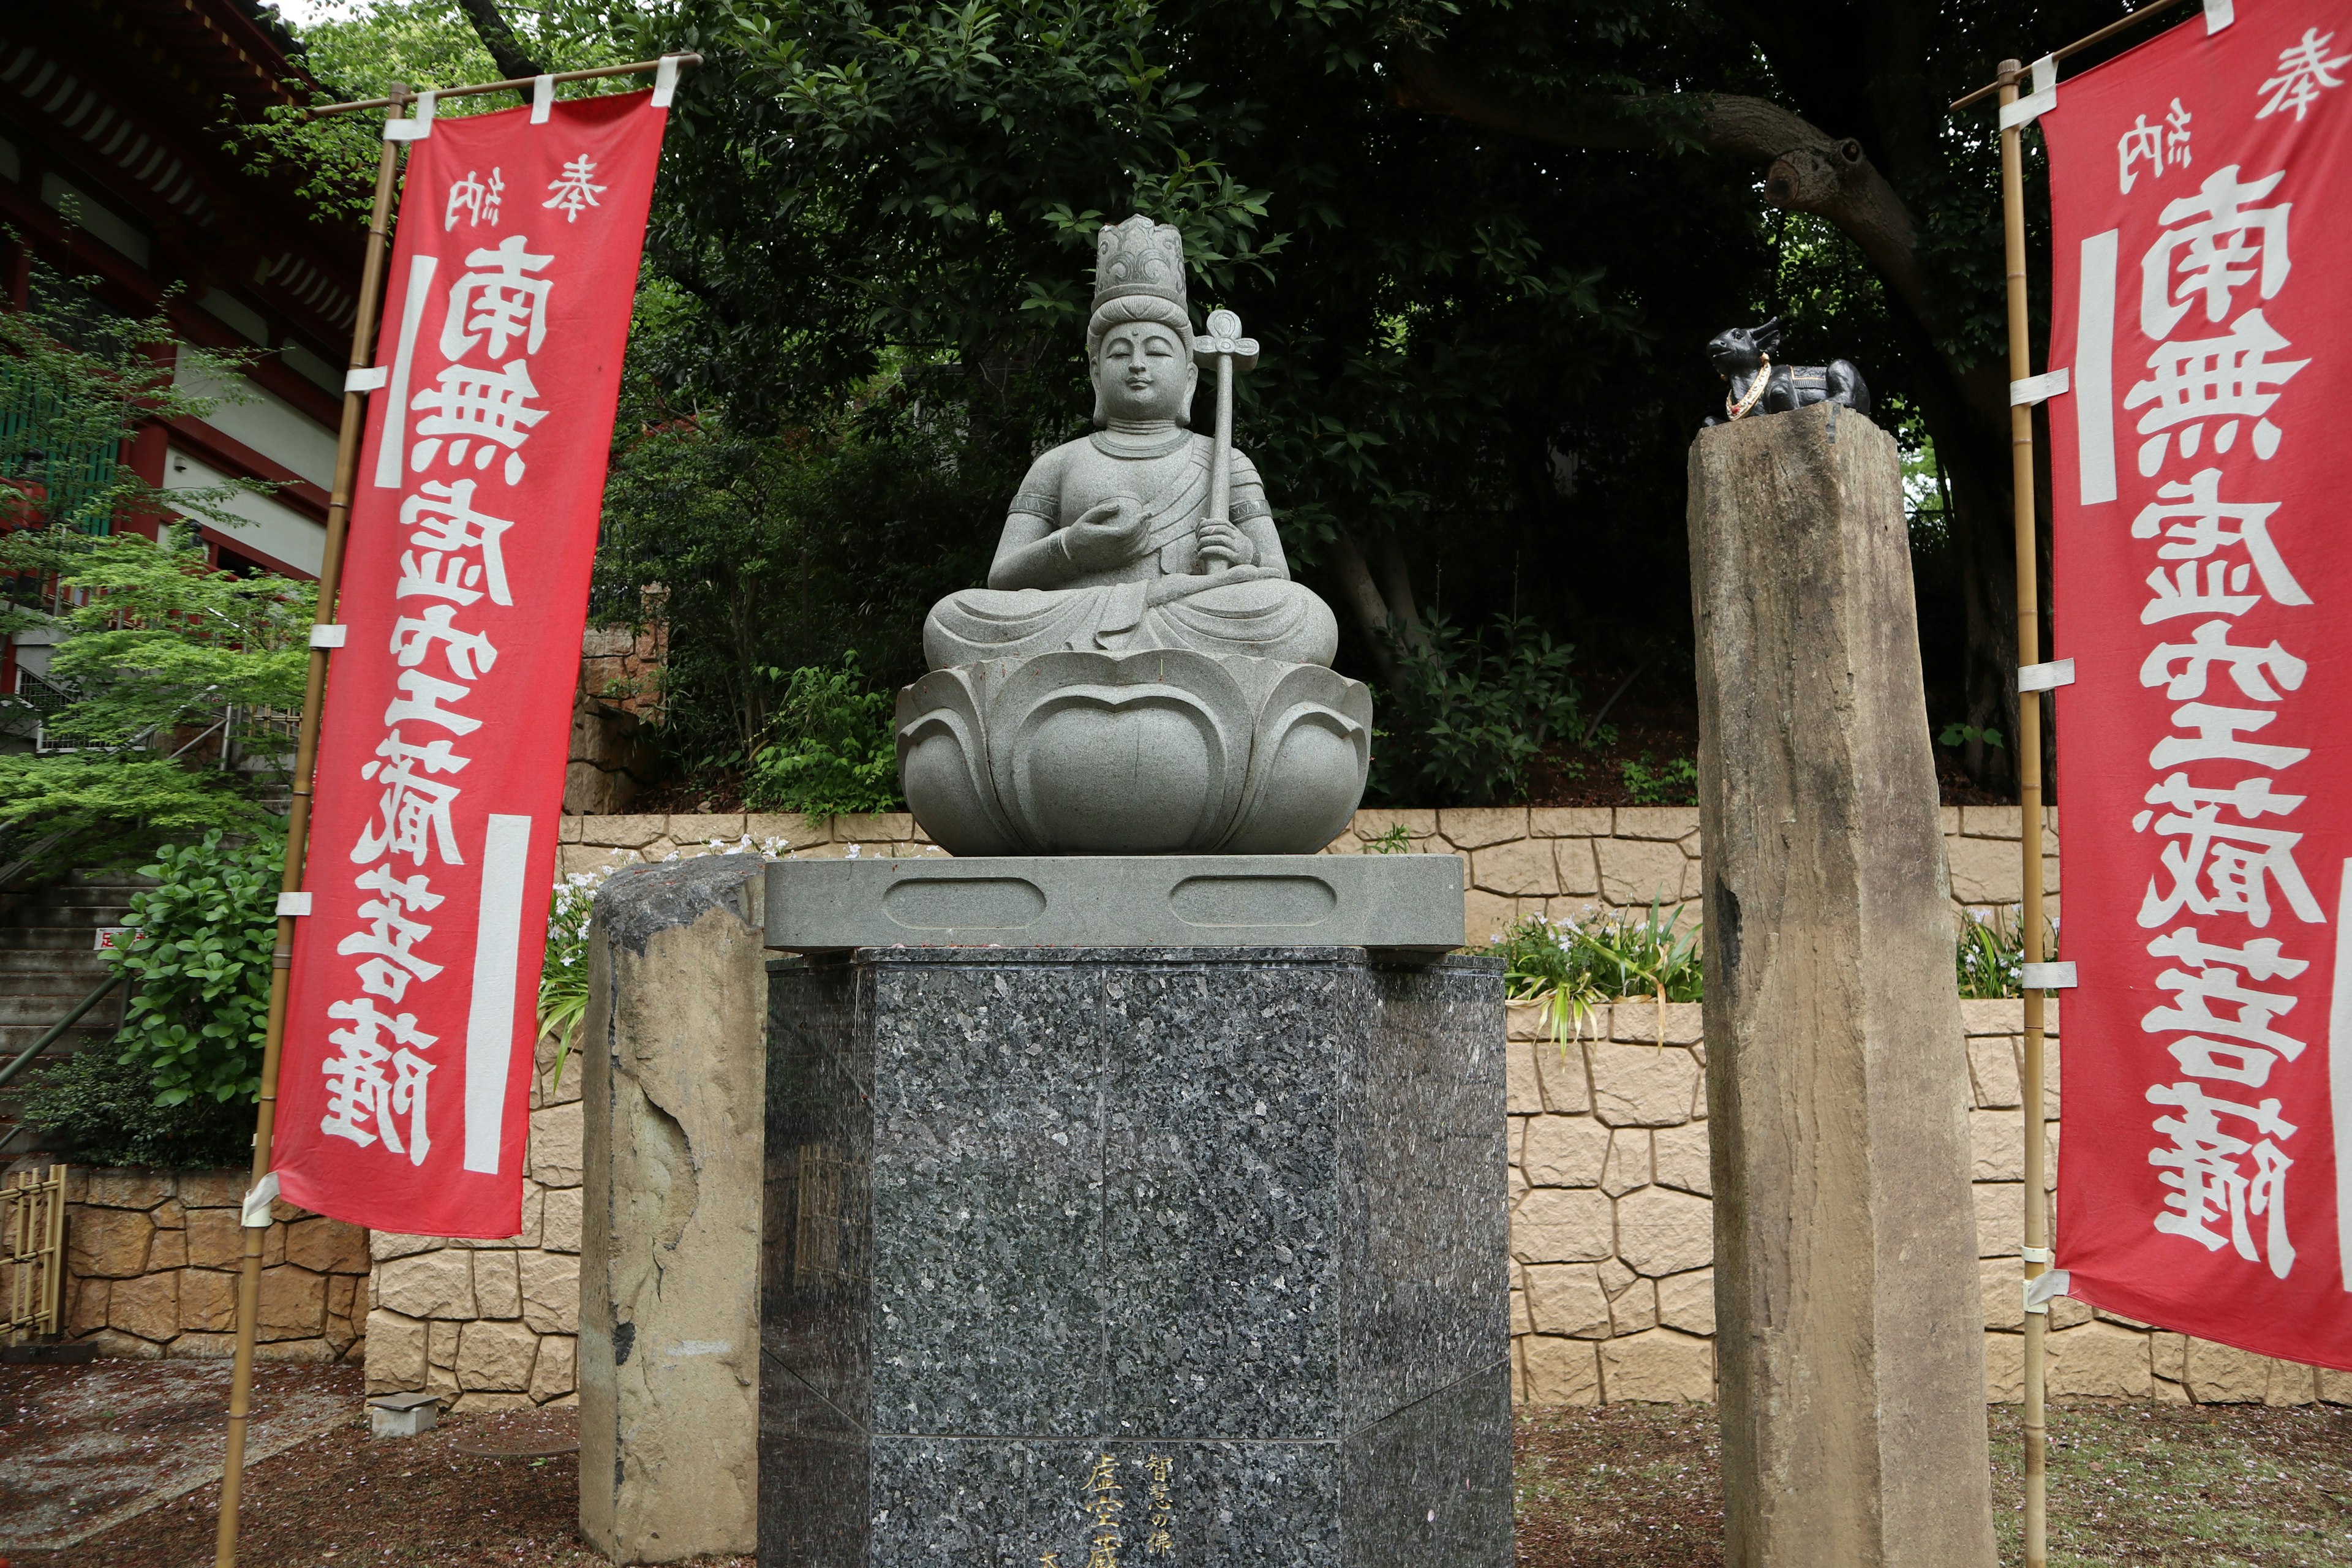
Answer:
[1095,320,1194,423]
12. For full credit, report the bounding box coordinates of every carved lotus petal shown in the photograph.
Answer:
[897,651,1371,856]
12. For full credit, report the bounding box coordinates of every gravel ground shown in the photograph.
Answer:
[10,1358,2351,1567]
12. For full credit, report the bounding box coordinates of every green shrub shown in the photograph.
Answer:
[105,833,281,1107]
[745,654,903,816]
[12,1047,254,1169]
[1620,752,1699,807]
[1369,613,1585,807]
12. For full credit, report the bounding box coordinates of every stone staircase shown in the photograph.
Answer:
[0,870,142,1146]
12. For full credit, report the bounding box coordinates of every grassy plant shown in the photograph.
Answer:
[1366,823,1414,854]
[1494,902,1703,1046]
[534,869,611,1091]
[1957,905,2058,1000]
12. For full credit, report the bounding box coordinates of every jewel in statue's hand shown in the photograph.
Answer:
[1063,494,1148,571]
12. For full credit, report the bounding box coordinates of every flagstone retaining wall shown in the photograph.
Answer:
[47,1166,368,1362]
[363,804,2343,1408]
[360,1035,582,1411]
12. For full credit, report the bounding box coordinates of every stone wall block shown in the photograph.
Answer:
[531,1333,578,1403]
[1977,1259,2025,1332]
[256,1265,328,1341]
[1471,840,1561,896]
[1656,1269,1715,1336]
[70,1276,108,1336]
[370,1231,443,1264]
[1522,1262,1611,1339]
[366,1310,430,1394]
[2183,1338,2271,1403]
[475,1250,523,1319]
[68,1207,153,1278]
[1958,1000,2024,1037]
[2045,1322,2154,1398]
[1599,1131,1650,1197]
[1608,1278,1659,1336]
[1550,839,1603,897]
[1529,807,1613,837]
[580,815,667,849]
[1972,1183,2026,1259]
[1521,1336,1602,1406]
[1596,837,1686,906]
[529,1101,586,1188]
[1983,1333,2023,1403]
[186,1209,243,1270]
[107,1271,178,1340]
[1945,836,2023,906]
[1651,1123,1711,1197]
[284,1216,370,1275]
[521,1252,581,1335]
[1967,1037,2022,1110]
[83,1168,172,1209]
[1438,807,1529,848]
[458,1320,542,1391]
[377,1249,478,1321]
[1585,1044,1698,1127]
[1614,807,1698,842]
[1615,1186,1713,1278]
[1521,1114,1610,1188]
[1510,1188,1615,1264]
[1599,1328,1714,1403]
[179,1267,238,1333]
[1606,1001,1703,1047]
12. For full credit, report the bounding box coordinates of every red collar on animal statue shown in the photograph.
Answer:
[1725,354,1773,421]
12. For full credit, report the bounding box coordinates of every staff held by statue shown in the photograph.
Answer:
[1194,307,1259,576]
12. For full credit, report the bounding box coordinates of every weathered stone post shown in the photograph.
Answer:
[1688,401,1997,1566]
[578,857,770,1563]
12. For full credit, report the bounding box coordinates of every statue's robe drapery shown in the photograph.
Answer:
[923,432,1340,669]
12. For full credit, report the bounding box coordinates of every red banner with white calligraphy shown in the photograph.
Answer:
[2041,4,2352,1368]
[271,88,668,1237]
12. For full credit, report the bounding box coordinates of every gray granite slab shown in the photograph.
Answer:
[763,854,1464,952]
[760,946,1509,1567]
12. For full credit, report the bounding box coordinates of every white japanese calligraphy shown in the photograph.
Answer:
[440,235,553,361]
[543,154,606,221]
[2125,308,2307,476]
[444,168,505,232]
[2256,27,2350,122]
[410,360,547,487]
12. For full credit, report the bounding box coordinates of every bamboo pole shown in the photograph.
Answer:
[306,53,701,118]
[213,85,411,1568]
[1996,56,2053,1568]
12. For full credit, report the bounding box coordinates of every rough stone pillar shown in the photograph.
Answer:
[1688,401,1997,1567]
[579,857,769,1563]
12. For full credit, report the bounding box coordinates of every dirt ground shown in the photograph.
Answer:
[11,1359,2350,1567]
[1515,1400,2352,1567]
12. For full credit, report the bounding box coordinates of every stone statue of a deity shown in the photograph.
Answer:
[896,216,1373,858]
[924,219,1337,668]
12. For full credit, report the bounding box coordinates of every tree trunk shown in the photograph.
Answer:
[1328,531,1402,685]
[456,0,545,83]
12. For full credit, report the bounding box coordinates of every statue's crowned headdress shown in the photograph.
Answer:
[1094,216,1188,314]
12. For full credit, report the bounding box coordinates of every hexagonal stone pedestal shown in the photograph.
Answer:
[759,944,1510,1567]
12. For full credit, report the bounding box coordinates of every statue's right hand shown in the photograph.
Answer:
[1063,496,1147,569]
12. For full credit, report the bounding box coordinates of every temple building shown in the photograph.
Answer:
[1,0,361,695]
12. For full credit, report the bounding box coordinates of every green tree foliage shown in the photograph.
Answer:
[746,653,903,815]
[2,273,306,871]
[12,1050,256,1170]
[1368,613,1583,807]
[612,0,1755,681]
[102,834,283,1108]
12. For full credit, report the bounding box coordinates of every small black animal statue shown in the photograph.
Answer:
[1700,317,1871,429]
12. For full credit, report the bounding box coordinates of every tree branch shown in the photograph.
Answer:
[456,0,546,83]
[1385,48,1933,325]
